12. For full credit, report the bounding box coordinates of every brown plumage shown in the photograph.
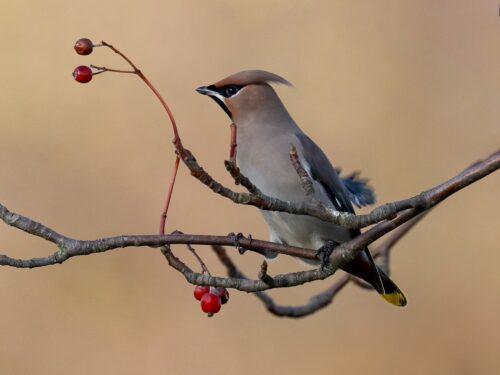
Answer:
[197,70,407,306]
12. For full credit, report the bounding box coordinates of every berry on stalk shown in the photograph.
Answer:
[214,287,229,304]
[193,285,210,301]
[201,293,222,314]
[72,65,93,83]
[74,38,93,55]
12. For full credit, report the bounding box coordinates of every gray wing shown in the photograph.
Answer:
[295,132,357,214]
[295,132,384,292]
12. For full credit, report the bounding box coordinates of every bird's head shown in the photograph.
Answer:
[196,70,292,124]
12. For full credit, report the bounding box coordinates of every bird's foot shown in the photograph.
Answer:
[228,232,246,254]
[316,240,336,270]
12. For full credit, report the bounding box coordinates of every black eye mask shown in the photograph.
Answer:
[205,84,244,119]
[208,84,243,98]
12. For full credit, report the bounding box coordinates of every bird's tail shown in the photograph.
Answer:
[377,269,407,307]
[342,249,407,307]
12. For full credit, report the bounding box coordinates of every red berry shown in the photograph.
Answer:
[201,293,221,314]
[74,38,93,55]
[194,285,210,301]
[73,65,93,83]
[214,287,229,304]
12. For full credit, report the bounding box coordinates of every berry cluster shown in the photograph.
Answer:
[194,285,229,316]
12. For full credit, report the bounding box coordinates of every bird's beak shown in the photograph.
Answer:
[196,85,217,96]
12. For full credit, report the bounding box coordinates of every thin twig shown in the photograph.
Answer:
[224,160,262,195]
[186,243,211,276]
[289,144,315,196]
[90,65,136,74]
[258,260,275,286]
[100,41,140,71]
[375,211,429,275]
[159,156,180,234]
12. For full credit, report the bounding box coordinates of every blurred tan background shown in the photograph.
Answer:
[0,0,499,374]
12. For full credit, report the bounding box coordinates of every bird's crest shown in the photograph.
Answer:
[214,70,293,88]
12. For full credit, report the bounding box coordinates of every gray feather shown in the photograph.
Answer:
[295,132,355,213]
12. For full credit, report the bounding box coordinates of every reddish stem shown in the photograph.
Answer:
[160,156,180,235]
[100,41,140,71]
[136,71,180,142]
[99,41,180,142]
[98,41,182,233]
[229,123,237,163]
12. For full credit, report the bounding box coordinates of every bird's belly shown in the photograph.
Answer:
[261,210,352,250]
[236,132,351,249]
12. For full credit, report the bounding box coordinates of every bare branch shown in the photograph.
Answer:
[211,244,352,317]
[212,210,428,318]
[0,204,67,245]
[176,140,499,230]
[224,160,262,195]
[0,203,429,285]
[375,212,429,275]
[0,151,497,297]
[162,244,336,292]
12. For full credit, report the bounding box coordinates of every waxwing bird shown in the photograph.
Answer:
[196,70,406,306]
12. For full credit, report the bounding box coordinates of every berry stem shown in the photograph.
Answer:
[100,41,140,72]
[159,155,180,235]
[97,41,180,143]
[136,71,180,142]
[90,65,136,74]
[187,244,211,276]
[96,41,182,231]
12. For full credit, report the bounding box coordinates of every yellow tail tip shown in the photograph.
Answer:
[381,291,407,307]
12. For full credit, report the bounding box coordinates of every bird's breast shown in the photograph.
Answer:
[236,128,303,201]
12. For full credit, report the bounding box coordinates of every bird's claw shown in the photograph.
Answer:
[228,232,246,254]
[317,240,336,270]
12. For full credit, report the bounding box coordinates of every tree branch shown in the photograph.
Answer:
[175,140,499,230]
[0,150,497,297]
[212,212,428,317]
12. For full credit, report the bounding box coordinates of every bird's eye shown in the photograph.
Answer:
[223,85,240,97]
